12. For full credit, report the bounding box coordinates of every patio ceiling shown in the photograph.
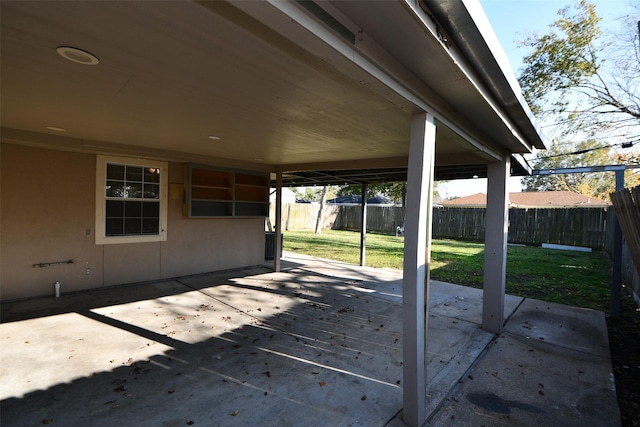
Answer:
[1,0,543,183]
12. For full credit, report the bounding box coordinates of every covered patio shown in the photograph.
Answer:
[2,1,559,425]
[1,253,619,426]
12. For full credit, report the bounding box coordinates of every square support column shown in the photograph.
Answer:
[482,156,510,334]
[273,170,283,272]
[402,113,436,427]
[360,183,368,266]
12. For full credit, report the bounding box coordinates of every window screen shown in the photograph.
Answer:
[104,163,161,236]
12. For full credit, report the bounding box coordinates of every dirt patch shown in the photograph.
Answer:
[607,286,640,427]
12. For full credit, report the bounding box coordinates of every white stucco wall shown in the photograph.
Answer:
[0,143,265,301]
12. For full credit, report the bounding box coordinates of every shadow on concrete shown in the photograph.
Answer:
[1,252,622,427]
[1,260,407,426]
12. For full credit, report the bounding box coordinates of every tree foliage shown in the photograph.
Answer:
[518,0,640,197]
[338,183,407,205]
[292,186,338,202]
[519,0,640,146]
[337,181,446,206]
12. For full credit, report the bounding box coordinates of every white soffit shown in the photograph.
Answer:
[230,0,506,162]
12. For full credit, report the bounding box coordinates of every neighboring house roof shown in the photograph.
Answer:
[327,195,392,205]
[441,191,611,208]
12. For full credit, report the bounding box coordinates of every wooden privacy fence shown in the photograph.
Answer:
[507,207,609,249]
[271,204,612,250]
[610,186,640,273]
[434,207,610,249]
[610,186,640,299]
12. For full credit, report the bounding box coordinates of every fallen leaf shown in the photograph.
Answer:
[319,381,326,387]
[361,395,367,401]
[228,410,239,416]
[41,419,53,424]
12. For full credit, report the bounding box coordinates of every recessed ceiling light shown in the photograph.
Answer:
[46,126,66,132]
[56,46,99,65]
[208,135,221,140]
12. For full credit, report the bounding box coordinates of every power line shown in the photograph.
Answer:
[532,164,640,176]
[535,139,638,161]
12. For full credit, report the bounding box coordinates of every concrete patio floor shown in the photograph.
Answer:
[0,252,620,426]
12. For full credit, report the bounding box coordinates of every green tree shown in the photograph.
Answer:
[337,183,404,205]
[518,0,639,146]
[292,186,338,202]
[337,181,445,206]
[518,0,640,197]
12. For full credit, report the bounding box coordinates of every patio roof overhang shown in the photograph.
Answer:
[1,0,544,184]
[1,3,546,426]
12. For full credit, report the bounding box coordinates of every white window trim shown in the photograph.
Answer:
[95,155,168,245]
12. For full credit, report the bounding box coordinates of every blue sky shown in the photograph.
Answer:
[442,0,634,198]
[480,0,632,73]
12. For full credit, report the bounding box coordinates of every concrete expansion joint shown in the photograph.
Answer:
[504,296,528,327]
[382,408,403,426]
[423,332,498,426]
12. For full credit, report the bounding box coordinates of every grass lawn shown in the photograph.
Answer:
[283,229,613,311]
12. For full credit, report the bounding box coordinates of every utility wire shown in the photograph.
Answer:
[535,139,638,160]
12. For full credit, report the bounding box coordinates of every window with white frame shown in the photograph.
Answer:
[96,155,168,244]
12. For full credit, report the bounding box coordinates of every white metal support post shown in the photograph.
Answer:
[482,156,510,333]
[402,112,436,427]
[360,183,368,266]
[274,171,283,272]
